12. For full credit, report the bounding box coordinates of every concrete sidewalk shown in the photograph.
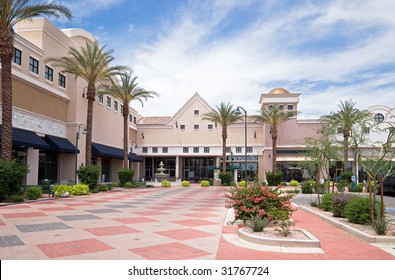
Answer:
[0,187,394,260]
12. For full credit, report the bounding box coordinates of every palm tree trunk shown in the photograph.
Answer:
[343,135,349,173]
[272,126,277,173]
[0,56,13,160]
[85,83,95,165]
[222,126,227,173]
[123,105,129,168]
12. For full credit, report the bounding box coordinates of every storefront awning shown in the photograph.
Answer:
[92,142,124,159]
[129,152,143,162]
[44,135,77,153]
[0,126,49,149]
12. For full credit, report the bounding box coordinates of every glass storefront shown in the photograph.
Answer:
[38,151,59,184]
[182,157,214,182]
[145,157,176,181]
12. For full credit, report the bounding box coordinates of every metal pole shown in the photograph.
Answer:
[75,130,80,184]
[244,110,247,181]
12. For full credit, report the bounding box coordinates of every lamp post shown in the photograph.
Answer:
[75,123,88,184]
[236,106,247,181]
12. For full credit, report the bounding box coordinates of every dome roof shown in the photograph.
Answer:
[268,88,289,94]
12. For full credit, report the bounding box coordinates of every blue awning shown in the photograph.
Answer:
[92,142,124,159]
[129,152,143,162]
[44,135,77,153]
[0,126,49,149]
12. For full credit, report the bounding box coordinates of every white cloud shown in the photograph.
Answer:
[114,0,395,118]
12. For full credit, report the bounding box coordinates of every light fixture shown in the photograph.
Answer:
[236,106,248,181]
[75,123,88,184]
[82,86,87,98]
[141,132,144,139]
[134,144,138,149]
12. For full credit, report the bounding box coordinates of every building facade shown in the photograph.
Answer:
[1,19,393,185]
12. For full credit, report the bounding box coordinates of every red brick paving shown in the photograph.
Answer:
[182,212,218,218]
[38,207,75,211]
[1,204,31,209]
[171,219,217,227]
[156,228,215,240]
[130,242,211,260]
[2,212,47,218]
[37,238,113,258]
[114,217,159,224]
[84,225,140,236]
[0,220,6,226]
[134,211,169,216]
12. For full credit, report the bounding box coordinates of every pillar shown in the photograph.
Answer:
[26,148,39,185]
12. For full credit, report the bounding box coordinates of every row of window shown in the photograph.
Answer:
[98,94,137,123]
[179,124,214,130]
[268,104,294,111]
[141,146,253,154]
[13,48,66,88]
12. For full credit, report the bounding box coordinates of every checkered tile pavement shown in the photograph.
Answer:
[0,186,394,260]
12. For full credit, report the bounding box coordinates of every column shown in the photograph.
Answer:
[175,156,180,181]
[26,148,39,185]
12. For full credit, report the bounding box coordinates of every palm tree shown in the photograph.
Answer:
[100,71,158,167]
[322,100,370,173]
[47,40,126,165]
[251,105,293,172]
[202,102,242,173]
[0,0,72,160]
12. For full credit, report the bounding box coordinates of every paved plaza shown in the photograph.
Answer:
[0,186,394,260]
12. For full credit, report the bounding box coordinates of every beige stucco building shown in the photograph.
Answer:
[1,19,393,186]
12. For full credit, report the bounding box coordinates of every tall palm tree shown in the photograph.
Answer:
[47,40,126,165]
[100,71,158,168]
[202,102,242,173]
[322,100,370,173]
[251,105,293,172]
[0,0,72,160]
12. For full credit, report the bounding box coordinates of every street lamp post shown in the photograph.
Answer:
[236,106,247,181]
[75,123,88,184]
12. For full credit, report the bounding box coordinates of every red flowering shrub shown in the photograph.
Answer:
[224,183,295,224]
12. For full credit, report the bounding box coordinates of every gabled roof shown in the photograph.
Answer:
[137,116,172,125]
[168,92,215,125]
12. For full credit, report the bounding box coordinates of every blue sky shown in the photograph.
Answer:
[53,0,394,118]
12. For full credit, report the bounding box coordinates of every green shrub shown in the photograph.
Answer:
[321,193,336,211]
[332,193,356,217]
[0,160,29,201]
[52,185,72,197]
[301,181,313,194]
[238,180,246,187]
[181,180,190,187]
[337,180,347,192]
[290,180,299,187]
[26,186,42,200]
[71,184,89,195]
[344,197,377,225]
[314,183,326,194]
[98,185,108,192]
[91,187,99,193]
[280,181,287,186]
[266,171,283,186]
[372,204,389,235]
[246,215,269,232]
[111,181,120,188]
[340,172,354,183]
[117,168,134,187]
[77,165,100,190]
[124,181,133,188]
[161,180,171,187]
[201,180,210,187]
[351,184,363,192]
[229,181,236,186]
[219,172,232,186]
[9,194,25,203]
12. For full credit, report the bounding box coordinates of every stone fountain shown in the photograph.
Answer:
[154,161,169,182]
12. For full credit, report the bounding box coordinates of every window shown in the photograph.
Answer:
[120,105,124,114]
[98,94,103,103]
[13,48,22,65]
[279,105,284,110]
[374,113,384,123]
[106,96,111,107]
[129,114,133,122]
[114,101,118,111]
[287,105,294,111]
[45,66,53,81]
[194,109,199,116]
[162,147,168,153]
[134,116,137,124]
[194,124,199,130]
[363,127,370,134]
[208,124,213,130]
[247,147,253,153]
[142,147,148,153]
[152,147,158,153]
[183,147,189,153]
[204,147,210,153]
[180,124,186,130]
[236,147,242,153]
[193,147,199,153]
[29,57,39,74]
[58,74,66,88]
[226,147,231,153]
